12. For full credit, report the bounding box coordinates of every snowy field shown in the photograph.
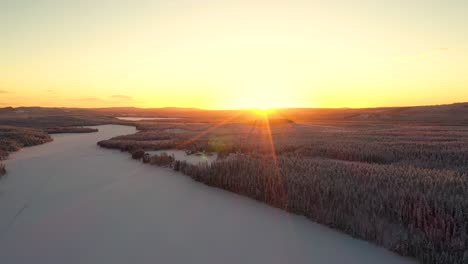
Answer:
[0,125,416,264]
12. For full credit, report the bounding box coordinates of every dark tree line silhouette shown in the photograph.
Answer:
[45,127,98,134]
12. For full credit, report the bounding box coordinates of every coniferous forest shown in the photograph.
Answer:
[98,120,468,264]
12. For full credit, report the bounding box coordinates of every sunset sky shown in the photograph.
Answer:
[1,0,467,109]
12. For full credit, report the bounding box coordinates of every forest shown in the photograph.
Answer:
[0,126,52,160]
[98,118,468,264]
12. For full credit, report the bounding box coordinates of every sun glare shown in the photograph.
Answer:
[250,108,272,117]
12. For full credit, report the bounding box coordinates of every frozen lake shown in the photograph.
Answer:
[0,125,416,264]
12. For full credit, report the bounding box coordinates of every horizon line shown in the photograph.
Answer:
[1,101,467,111]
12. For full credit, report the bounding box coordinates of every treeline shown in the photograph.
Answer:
[0,126,52,160]
[0,126,53,175]
[45,126,99,134]
[98,139,177,152]
[0,115,111,129]
[98,123,468,172]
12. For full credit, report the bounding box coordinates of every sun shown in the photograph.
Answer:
[236,99,279,117]
[250,108,273,117]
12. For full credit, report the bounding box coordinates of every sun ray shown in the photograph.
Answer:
[262,112,287,208]
[174,111,243,150]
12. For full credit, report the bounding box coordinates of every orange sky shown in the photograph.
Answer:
[1,1,468,109]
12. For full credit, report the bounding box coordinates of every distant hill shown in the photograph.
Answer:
[275,103,468,125]
[1,103,468,125]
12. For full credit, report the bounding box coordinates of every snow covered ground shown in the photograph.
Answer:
[0,125,416,264]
